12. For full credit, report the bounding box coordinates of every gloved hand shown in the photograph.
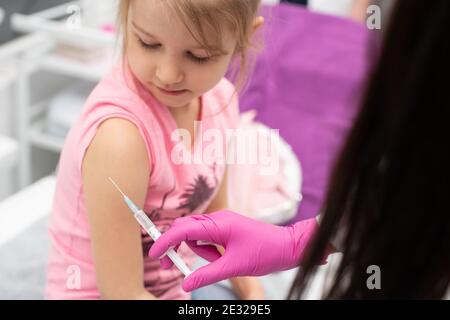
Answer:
[148,210,322,292]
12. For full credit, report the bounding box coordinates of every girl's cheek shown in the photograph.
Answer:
[130,52,152,74]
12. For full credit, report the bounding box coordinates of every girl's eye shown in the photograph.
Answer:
[187,52,211,64]
[138,37,211,64]
[138,39,161,50]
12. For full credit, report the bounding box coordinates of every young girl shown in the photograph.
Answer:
[45,0,265,300]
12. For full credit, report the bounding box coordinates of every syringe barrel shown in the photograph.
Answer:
[166,248,192,277]
[134,210,192,277]
[134,211,161,239]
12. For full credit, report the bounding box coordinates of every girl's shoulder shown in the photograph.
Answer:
[69,64,161,174]
[85,64,149,111]
[79,63,163,133]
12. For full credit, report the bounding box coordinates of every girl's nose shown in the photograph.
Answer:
[155,58,184,87]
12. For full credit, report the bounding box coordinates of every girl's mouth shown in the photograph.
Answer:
[157,87,189,96]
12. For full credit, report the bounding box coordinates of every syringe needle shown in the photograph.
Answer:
[107,177,192,277]
[108,177,126,198]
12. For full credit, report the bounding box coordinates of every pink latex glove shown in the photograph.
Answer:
[148,210,322,292]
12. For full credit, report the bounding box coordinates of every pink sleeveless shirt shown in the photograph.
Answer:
[45,63,239,299]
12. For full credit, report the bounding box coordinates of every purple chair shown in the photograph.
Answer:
[237,4,371,224]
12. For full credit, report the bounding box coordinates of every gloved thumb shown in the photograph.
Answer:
[182,255,232,292]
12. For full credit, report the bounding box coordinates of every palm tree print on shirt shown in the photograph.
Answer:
[176,162,219,215]
[143,163,219,255]
[176,175,215,213]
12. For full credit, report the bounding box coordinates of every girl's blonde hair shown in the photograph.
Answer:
[117,0,262,92]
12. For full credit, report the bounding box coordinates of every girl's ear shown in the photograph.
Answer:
[252,16,265,34]
[233,16,265,55]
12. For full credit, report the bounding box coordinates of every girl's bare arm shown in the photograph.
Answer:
[82,118,155,300]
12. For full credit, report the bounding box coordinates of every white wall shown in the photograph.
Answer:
[309,0,354,17]
[261,0,356,18]
[0,63,16,200]
[262,0,280,4]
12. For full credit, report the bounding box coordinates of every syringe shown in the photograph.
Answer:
[108,177,192,277]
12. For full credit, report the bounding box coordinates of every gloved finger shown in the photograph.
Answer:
[182,255,233,292]
[149,216,219,259]
[170,214,205,227]
[185,240,222,262]
[154,244,180,269]
[160,256,173,269]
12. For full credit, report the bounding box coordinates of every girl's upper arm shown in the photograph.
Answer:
[205,166,228,213]
[81,118,152,299]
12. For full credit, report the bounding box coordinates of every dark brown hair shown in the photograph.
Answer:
[290,0,450,299]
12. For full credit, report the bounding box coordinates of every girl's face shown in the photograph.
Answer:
[126,0,239,109]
